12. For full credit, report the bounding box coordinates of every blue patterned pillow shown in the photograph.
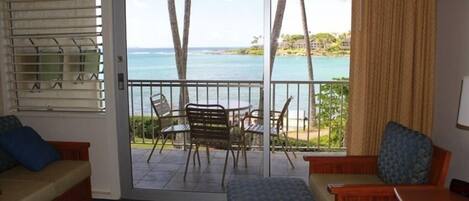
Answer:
[377,122,433,184]
[0,116,22,172]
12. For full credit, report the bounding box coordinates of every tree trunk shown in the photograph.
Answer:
[167,0,191,111]
[259,0,287,118]
[299,0,317,127]
[270,0,287,76]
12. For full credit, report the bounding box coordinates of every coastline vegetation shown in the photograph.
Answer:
[224,32,351,57]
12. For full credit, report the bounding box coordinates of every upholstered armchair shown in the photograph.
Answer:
[304,122,452,201]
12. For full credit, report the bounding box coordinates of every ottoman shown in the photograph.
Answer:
[227,178,315,201]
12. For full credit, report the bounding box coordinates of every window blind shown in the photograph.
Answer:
[2,0,105,112]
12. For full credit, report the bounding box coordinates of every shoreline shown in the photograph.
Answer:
[220,48,350,57]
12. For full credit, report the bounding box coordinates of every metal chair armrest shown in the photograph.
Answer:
[241,114,279,130]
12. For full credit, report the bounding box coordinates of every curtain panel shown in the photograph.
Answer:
[347,0,436,155]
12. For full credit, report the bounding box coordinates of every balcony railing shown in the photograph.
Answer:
[128,79,349,151]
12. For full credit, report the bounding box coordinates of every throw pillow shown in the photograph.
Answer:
[0,126,60,171]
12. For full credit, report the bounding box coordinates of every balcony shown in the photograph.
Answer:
[128,79,348,192]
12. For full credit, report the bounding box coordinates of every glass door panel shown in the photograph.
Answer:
[125,0,265,193]
[268,0,351,181]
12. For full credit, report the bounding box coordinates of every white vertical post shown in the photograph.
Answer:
[263,0,272,178]
[106,0,131,196]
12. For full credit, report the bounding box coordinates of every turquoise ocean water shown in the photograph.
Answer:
[127,48,350,114]
[127,48,349,81]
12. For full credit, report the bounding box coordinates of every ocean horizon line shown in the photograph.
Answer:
[128,46,247,50]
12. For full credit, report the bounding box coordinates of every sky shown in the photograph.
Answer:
[126,0,351,48]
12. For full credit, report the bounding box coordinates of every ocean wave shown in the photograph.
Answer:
[129,49,224,56]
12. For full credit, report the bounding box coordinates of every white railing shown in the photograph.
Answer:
[128,79,349,151]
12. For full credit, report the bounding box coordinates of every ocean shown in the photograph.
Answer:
[127,47,350,114]
[127,47,350,81]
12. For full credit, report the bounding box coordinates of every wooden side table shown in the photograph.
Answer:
[394,187,469,201]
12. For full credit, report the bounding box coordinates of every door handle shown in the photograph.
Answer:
[118,73,125,90]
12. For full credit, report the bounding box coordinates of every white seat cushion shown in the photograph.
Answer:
[0,160,91,196]
[0,179,56,201]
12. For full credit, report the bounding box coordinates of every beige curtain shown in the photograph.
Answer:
[347,0,436,155]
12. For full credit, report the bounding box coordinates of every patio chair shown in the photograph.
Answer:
[184,103,245,186]
[241,96,296,168]
[146,93,189,162]
[304,122,452,201]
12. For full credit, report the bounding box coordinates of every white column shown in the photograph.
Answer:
[263,0,272,177]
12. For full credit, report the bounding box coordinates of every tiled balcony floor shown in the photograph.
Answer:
[131,147,345,193]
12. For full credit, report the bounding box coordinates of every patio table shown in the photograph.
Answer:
[192,100,251,111]
[190,100,252,125]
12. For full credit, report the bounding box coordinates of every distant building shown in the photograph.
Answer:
[311,42,320,50]
[340,37,351,50]
[278,41,290,49]
[278,38,333,50]
[293,40,306,49]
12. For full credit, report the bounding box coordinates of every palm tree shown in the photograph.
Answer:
[270,0,287,75]
[168,0,191,110]
[299,0,316,127]
[251,35,262,47]
[258,0,287,117]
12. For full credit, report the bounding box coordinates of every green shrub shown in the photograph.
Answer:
[315,77,349,148]
[129,116,159,139]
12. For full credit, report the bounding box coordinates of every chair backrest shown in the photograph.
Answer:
[150,93,172,127]
[0,115,23,133]
[276,96,294,129]
[185,104,230,144]
[377,122,434,185]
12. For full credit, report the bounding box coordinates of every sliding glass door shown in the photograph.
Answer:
[113,0,352,199]
[125,0,266,193]
[114,0,271,199]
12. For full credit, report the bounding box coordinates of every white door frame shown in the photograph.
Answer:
[262,0,272,177]
[113,0,272,199]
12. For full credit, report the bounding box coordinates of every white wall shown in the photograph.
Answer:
[0,1,121,199]
[18,114,121,199]
[433,0,469,185]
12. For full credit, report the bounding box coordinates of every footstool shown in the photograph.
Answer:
[227,178,315,201]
